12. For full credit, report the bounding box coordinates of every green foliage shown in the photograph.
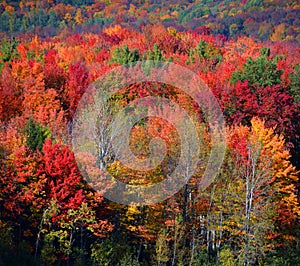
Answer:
[219,247,235,266]
[289,63,300,102]
[8,12,21,34]
[196,40,210,58]
[90,235,143,266]
[40,233,58,266]
[90,238,114,266]
[194,249,220,266]
[82,236,149,266]
[0,11,10,32]
[245,0,263,9]
[110,45,141,65]
[262,245,300,266]
[231,48,283,87]
[0,221,13,264]
[60,0,94,7]
[260,47,271,57]
[40,201,62,265]
[86,16,114,26]
[48,10,59,28]
[177,260,185,266]
[154,230,170,265]
[145,44,166,61]
[23,118,51,152]
[141,44,169,75]
[179,4,210,24]
[187,40,222,65]
[39,201,100,265]
[0,37,19,69]
[118,251,141,266]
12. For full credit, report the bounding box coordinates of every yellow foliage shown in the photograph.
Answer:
[249,118,300,220]
[128,3,136,15]
[93,11,104,19]
[270,23,286,42]
[160,14,172,21]
[167,27,177,37]
[171,10,179,17]
[126,206,141,221]
[75,8,84,24]
[64,12,72,23]
[104,24,122,36]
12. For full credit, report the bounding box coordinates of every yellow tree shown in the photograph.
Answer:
[249,118,300,230]
[75,8,85,24]
[210,118,299,265]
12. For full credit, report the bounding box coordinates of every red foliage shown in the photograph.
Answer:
[195,25,211,35]
[157,34,186,56]
[221,81,297,144]
[66,61,90,119]
[0,64,21,121]
[40,139,85,211]
[44,49,66,95]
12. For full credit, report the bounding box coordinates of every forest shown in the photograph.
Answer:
[0,1,300,266]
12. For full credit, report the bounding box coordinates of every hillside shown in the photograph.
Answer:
[0,0,300,41]
[0,1,300,266]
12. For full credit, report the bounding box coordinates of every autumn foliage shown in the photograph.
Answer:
[0,19,299,266]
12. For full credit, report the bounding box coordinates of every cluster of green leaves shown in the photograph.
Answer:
[289,63,300,103]
[187,39,222,65]
[231,48,283,87]
[179,3,211,24]
[0,37,19,70]
[110,45,141,65]
[23,118,51,151]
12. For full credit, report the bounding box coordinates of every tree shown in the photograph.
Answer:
[224,118,299,265]
[0,64,22,121]
[23,118,51,152]
[110,44,141,65]
[0,37,19,65]
[231,48,282,87]
[37,140,112,263]
[47,10,59,28]
[154,230,170,266]
[66,61,90,119]
[75,8,85,24]
[44,49,66,94]
[222,80,297,147]
[289,63,300,103]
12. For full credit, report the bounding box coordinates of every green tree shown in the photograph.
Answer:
[289,63,300,103]
[21,14,30,32]
[23,118,51,152]
[118,251,141,266]
[154,230,170,266]
[36,8,48,27]
[219,247,235,266]
[90,238,114,266]
[8,11,19,33]
[0,37,19,64]
[111,45,141,65]
[0,11,9,32]
[231,48,283,87]
[48,10,59,28]
[146,44,166,61]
